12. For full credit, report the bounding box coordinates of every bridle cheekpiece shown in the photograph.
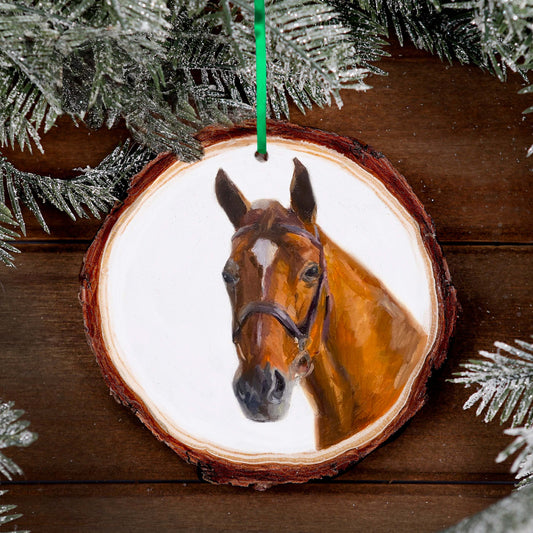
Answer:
[231,221,331,379]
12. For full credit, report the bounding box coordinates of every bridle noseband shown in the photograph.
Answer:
[231,222,331,379]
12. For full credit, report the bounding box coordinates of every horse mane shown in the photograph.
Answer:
[230,197,428,450]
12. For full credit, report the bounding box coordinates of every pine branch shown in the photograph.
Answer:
[341,0,533,155]
[343,1,487,67]
[219,0,378,116]
[165,8,253,125]
[0,401,37,481]
[497,426,533,488]
[452,338,533,489]
[0,74,60,154]
[0,202,20,268]
[0,140,152,267]
[0,491,29,533]
[443,483,533,532]
[450,0,533,81]
[346,1,529,78]
[0,0,382,157]
[451,340,533,427]
[0,141,153,245]
[0,0,172,154]
[0,401,36,533]
[0,0,530,157]
[168,0,381,124]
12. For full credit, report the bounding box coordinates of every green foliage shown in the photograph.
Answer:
[0,0,530,154]
[452,339,533,488]
[0,400,36,533]
[0,492,29,533]
[0,0,371,159]
[0,0,530,267]
[452,340,533,427]
[443,483,533,532]
[0,203,19,268]
[455,0,533,81]
[0,141,153,265]
[0,401,37,480]
[219,0,380,114]
[341,0,532,79]
[497,425,533,488]
[0,0,189,156]
[341,0,487,67]
[338,1,533,154]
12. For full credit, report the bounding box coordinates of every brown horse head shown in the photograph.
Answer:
[216,159,330,422]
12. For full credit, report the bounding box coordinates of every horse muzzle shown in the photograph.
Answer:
[233,363,293,422]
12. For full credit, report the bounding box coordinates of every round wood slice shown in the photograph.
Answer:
[80,121,457,489]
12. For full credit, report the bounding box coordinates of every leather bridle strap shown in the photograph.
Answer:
[233,301,308,346]
[231,221,329,353]
[232,222,321,249]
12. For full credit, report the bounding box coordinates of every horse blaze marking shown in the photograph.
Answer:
[214,159,437,451]
[251,238,278,346]
[251,238,278,295]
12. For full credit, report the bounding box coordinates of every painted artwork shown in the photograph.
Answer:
[216,159,427,449]
[82,126,454,485]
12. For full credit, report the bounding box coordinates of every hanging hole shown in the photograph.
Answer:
[255,151,269,162]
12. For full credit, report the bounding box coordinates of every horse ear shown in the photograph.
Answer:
[215,169,250,228]
[290,158,316,223]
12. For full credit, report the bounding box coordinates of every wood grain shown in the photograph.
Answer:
[79,125,458,487]
[0,41,531,528]
[0,482,512,533]
[4,51,532,244]
[0,245,529,483]
[297,59,533,244]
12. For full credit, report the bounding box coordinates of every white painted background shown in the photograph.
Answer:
[102,139,434,455]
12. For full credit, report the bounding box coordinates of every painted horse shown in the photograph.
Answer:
[215,158,428,449]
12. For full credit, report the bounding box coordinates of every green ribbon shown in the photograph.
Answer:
[254,0,267,156]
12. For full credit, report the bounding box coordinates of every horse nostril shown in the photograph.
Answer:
[235,378,247,401]
[269,370,286,403]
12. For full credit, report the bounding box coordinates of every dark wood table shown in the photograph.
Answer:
[1,43,531,532]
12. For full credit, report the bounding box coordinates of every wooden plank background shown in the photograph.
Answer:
[0,42,532,531]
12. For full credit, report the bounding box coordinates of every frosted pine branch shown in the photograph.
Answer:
[497,426,533,488]
[0,0,383,156]
[0,491,29,533]
[453,338,533,489]
[0,400,36,532]
[208,0,381,118]
[464,0,532,81]
[0,1,530,156]
[0,141,153,266]
[443,484,533,532]
[451,339,533,427]
[0,0,170,154]
[343,1,486,67]
[0,203,19,268]
[339,0,533,155]
[0,401,37,480]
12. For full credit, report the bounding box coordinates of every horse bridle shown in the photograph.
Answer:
[231,222,331,379]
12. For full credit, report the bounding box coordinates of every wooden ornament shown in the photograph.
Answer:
[80,121,457,489]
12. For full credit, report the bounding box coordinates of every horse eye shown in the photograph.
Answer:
[302,263,319,282]
[222,270,238,285]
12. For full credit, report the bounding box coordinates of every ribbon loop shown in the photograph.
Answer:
[254,0,267,158]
